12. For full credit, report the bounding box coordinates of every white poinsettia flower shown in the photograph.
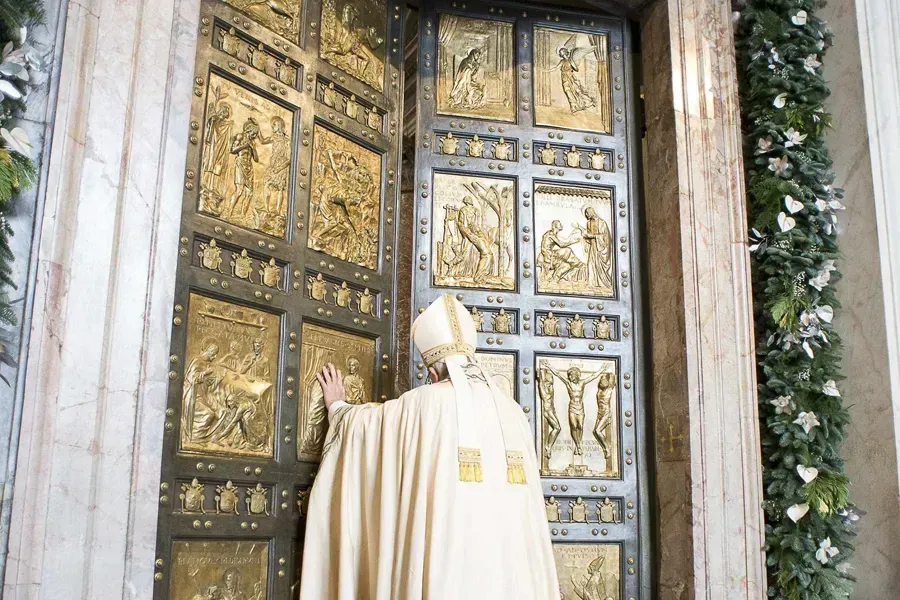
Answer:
[757,137,774,153]
[771,395,793,415]
[823,380,841,396]
[804,54,822,74]
[784,128,807,147]
[774,93,788,108]
[768,156,791,175]
[784,194,804,213]
[816,538,839,564]
[792,10,809,25]
[0,127,32,158]
[816,305,834,323]
[822,259,837,273]
[794,411,821,434]
[809,270,831,291]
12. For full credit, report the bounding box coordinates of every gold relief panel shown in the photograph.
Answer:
[170,540,269,600]
[436,14,515,122]
[533,27,612,134]
[306,270,380,317]
[195,236,286,291]
[536,355,619,478]
[431,172,515,291]
[198,73,294,238]
[534,184,614,298]
[223,0,303,43]
[534,140,613,173]
[180,293,279,459]
[320,0,387,92]
[317,78,384,134]
[474,351,516,399]
[435,131,517,161]
[298,323,376,461]
[554,543,622,600]
[308,124,383,270]
[214,24,300,88]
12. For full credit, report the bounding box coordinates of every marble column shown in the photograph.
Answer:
[2,0,199,598]
[641,0,767,598]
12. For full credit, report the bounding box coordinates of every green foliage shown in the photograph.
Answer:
[736,0,857,598]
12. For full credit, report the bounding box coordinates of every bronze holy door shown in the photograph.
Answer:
[153,0,404,597]
[409,2,649,599]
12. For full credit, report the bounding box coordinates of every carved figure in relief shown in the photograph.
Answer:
[226,0,301,43]
[240,339,271,378]
[566,146,582,168]
[543,364,604,456]
[598,498,617,523]
[231,249,254,282]
[593,315,611,340]
[469,306,484,331]
[456,197,493,281]
[261,116,291,216]
[334,281,353,309]
[439,132,459,155]
[180,478,206,513]
[297,488,311,516]
[492,308,511,334]
[344,357,367,404]
[593,373,615,461]
[223,118,262,222]
[578,207,613,292]
[345,94,360,120]
[466,134,485,158]
[276,57,296,87]
[201,100,234,201]
[538,361,561,466]
[320,0,385,91]
[249,42,268,72]
[541,312,559,337]
[199,239,224,272]
[448,47,485,110]
[538,220,585,285]
[555,37,598,113]
[590,148,607,171]
[259,258,281,289]
[357,288,376,315]
[323,82,338,108]
[308,273,329,303]
[492,137,512,161]
[571,554,618,600]
[246,483,270,515]
[366,107,380,130]
[540,143,557,166]
[570,497,588,523]
[215,481,240,515]
[221,26,239,56]
[182,343,222,443]
[545,496,562,522]
[218,341,245,373]
[567,314,586,338]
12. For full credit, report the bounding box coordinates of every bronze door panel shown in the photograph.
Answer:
[411,2,648,598]
[154,0,404,597]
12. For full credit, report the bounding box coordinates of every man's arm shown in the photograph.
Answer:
[582,369,604,385]
[317,363,348,419]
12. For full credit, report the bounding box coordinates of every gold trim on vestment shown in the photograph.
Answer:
[506,451,527,485]
[421,342,475,367]
[458,447,483,483]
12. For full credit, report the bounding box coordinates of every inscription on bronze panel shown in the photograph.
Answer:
[533,27,611,135]
[436,14,515,122]
[474,351,516,399]
[320,0,387,91]
[534,183,614,298]
[198,73,294,238]
[554,543,621,600]
[298,323,376,461]
[224,0,303,43]
[308,124,382,270]
[170,539,269,600]
[537,355,619,478]
[180,293,278,459]
[431,172,515,291]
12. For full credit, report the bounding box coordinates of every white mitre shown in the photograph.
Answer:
[410,294,526,485]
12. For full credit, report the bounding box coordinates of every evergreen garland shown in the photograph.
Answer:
[735,1,859,598]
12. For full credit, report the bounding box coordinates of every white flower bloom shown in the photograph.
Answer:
[757,137,774,153]
[809,271,831,291]
[794,411,821,434]
[792,10,809,25]
[804,54,822,74]
[822,259,837,273]
[771,395,793,415]
[769,156,791,175]
[816,538,839,565]
[816,305,834,323]
[823,380,841,397]
[774,93,788,108]
[784,128,807,147]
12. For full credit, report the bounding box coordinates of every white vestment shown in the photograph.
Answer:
[299,375,559,599]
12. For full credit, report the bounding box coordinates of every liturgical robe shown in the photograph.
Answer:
[298,372,559,600]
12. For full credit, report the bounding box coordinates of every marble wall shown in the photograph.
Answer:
[823,0,900,596]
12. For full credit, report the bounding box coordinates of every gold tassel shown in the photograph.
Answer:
[458,447,483,483]
[506,451,527,485]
